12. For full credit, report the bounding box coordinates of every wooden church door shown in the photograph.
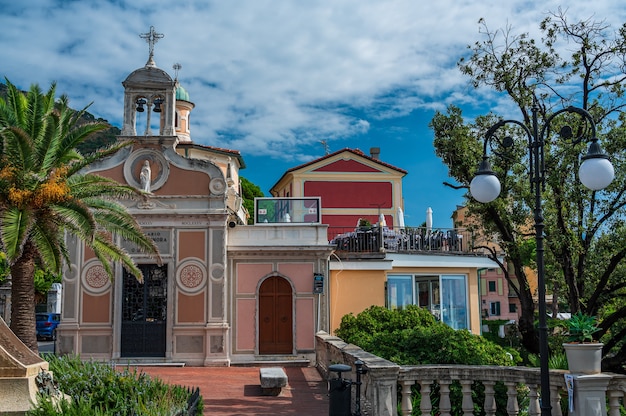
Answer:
[259,276,293,354]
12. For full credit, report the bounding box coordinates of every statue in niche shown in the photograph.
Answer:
[140,160,152,193]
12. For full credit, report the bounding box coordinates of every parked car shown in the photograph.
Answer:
[36,313,60,341]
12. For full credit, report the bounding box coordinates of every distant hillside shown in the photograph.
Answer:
[0,82,118,154]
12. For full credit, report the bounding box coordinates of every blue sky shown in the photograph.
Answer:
[1,1,625,228]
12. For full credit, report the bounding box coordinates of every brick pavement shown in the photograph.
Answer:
[136,365,329,415]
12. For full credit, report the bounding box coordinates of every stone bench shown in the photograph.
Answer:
[259,367,288,396]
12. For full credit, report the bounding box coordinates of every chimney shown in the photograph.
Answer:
[370,147,380,160]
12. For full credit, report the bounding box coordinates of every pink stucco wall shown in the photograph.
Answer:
[277,263,314,292]
[237,263,273,293]
[236,298,256,351]
[296,298,315,349]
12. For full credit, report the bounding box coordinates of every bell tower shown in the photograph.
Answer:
[121,26,176,138]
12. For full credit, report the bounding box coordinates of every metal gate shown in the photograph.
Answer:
[121,264,167,357]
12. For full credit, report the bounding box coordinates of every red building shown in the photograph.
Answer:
[270,147,407,232]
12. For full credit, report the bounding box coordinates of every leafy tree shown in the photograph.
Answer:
[0,79,160,351]
[240,176,264,224]
[431,11,626,370]
[33,268,62,300]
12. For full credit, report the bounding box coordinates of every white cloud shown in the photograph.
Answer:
[1,0,624,224]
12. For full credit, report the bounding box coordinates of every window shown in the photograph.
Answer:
[490,301,501,316]
[386,276,413,309]
[488,281,496,292]
[509,303,517,313]
[386,274,468,330]
[440,275,468,330]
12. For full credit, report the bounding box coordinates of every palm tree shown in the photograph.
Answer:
[0,79,160,352]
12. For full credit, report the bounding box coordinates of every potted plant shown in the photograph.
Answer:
[357,218,372,231]
[562,312,603,374]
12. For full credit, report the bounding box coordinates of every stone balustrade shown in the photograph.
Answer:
[398,365,567,416]
[316,331,626,416]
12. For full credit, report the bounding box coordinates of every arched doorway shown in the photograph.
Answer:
[259,276,293,354]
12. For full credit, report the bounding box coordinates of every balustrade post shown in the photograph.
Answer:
[400,380,414,415]
[504,381,519,416]
[418,380,432,416]
[367,367,399,416]
[527,385,540,416]
[483,381,496,416]
[460,380,474,416]
[438,380,452,416]
[549,384,563,416]
[608,389,624,416]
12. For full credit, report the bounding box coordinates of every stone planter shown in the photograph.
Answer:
[563,342,603,374]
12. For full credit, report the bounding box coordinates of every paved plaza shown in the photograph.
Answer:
[137,365,329,415]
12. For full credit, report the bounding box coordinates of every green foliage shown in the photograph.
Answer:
[33,268,62,296]
[29,354,202,415]
[528,351,569,370]
[240,177,264,224]
[336,306,520,366]
[564,312,601,343]
[358,218,372,228]
[0,251,8,284]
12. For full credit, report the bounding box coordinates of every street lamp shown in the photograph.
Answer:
[469,100,614,416]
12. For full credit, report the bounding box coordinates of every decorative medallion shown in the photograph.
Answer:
[180,264,203,288]
[209,263,224,281]
[209,177,226,195]
[83,263,110,293]
[176,260,207,293]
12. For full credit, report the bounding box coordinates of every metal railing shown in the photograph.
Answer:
[328,226,474,254]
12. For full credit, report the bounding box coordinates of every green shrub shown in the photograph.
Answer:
[29,355,202,415]
[336,305,520,366]
[337,305,521,416]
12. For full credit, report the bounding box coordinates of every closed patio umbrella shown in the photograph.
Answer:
[397,207,405,228]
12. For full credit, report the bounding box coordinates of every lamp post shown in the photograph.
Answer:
[469,100,615,416]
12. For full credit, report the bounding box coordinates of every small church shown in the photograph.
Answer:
[57,28,333,366]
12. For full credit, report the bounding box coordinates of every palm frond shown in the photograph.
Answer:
[67,140,134,176]
[2,78,29,128]
[50,200,97,240]
[1,125,34,172]
[1,207,31,262]
[90,232,143,282]
[30,219,63,274]
[68,174,142,200]
[25,82,52,145]
[37,108,62,173]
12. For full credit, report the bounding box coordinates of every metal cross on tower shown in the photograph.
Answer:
[140,26,164,61]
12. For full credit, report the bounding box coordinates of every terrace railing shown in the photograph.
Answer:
[328,226,475,255]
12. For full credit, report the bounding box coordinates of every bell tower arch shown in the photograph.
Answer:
[121,27,176,137]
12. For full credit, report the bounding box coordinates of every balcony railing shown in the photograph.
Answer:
[328,226,474,254]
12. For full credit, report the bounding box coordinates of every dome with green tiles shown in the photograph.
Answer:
[176,85,190,102]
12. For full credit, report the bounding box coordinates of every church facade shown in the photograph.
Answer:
[57,40,332,366]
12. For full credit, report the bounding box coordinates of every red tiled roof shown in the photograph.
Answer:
[284,147,407,175]
[269,148,406,193]
[176,142,246,169]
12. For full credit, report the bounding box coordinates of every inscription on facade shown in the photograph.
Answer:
[122,229,171,255]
